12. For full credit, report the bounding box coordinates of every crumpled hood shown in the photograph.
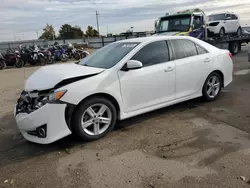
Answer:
[25,63,104,91]
[153,31,180,36]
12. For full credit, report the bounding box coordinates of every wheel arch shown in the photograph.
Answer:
[73,92,121,118]
[209,70,224,87]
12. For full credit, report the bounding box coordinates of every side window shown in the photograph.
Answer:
[193,16,202,30]
[231,14,238,20]
[225,14,231,20]
[170,39,198,60]
[131,41,169,67]
[196,44,208,55]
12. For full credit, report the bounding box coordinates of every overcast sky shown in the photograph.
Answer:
[0,0,250,41]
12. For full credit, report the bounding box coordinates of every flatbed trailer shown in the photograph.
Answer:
[207,35,250,55]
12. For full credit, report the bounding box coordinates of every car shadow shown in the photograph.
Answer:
[0,97,205,168]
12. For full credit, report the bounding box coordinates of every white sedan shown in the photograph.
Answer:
[14,36,233,144]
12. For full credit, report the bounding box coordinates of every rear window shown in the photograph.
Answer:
[208,14,225,21]
[170,39,198,60]
[196,44,208,55]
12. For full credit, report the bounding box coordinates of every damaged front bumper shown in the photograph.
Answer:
[15,103,72,144]
[14,89,73,144]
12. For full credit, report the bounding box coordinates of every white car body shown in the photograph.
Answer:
[207,12,241,35]
[14,36,233,144]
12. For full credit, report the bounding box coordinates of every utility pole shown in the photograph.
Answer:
[13,32,16,41]
[107,25,109,36]
[36,30,39,39]
[96,10,100,36]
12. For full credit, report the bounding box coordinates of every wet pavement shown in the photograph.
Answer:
[0,48,250,188]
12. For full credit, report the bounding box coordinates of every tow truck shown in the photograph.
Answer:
[154,9,250,55]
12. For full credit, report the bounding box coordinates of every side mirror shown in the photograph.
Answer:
[225,17,231,20]
[121,60,143,71]
[154,20,159,32]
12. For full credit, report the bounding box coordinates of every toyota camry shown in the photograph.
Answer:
[14,36,233,144]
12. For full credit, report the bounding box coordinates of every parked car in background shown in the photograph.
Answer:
[242,26,250,35]
[207,12,241,37]
[14,36,233,144]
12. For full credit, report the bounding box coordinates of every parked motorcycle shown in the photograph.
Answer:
[40,47,54,64]
[65,43,81,60]
[77,48,90,59]
[3,49,24,68]
[19,45,46,66]
[52,45,68,62]
[0,53,6,70]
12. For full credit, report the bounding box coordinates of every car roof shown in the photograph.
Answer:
[116,35,197,43]
[115,35,218,53]
[209,12,236,16]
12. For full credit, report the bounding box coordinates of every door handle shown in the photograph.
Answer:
[164,66,174,72]
[204,58,211,63]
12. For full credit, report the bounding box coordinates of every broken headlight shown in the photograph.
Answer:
[35,90,67,109]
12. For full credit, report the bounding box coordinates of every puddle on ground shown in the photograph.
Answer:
[234,69,250,75]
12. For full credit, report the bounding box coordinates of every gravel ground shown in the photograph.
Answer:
[0,48,250,188]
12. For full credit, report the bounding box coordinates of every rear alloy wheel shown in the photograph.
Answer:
[202,72,222,102]
[72,97,117,141]
[0,60,6,70]
[219,28,225,38]
[15,59,24,68]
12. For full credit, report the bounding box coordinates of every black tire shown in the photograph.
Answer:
[61,54,68,62]
[71,97,117,141]
[80,53,86,59]
[230,42,240,55]
[202,72,222,102]
[219,27,225,38]
[47,57,54,64]
[39,56,46,66]
[15,59,24,68]
[236,27,241,37]
[74,53,81,60]
[0,60,6,70]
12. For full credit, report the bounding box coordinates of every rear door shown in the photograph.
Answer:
[225,13,233,33]
[169,39,212,99]
[231,14,239,33]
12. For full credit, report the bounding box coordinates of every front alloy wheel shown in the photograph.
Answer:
[81,104,112,136]
[72,97,117,141]
[202,72,222,101]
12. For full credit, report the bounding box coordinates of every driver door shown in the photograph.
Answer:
[118,40,175,113]
[191,15,204,40]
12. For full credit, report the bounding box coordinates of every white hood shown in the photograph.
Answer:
[153,32,180,36]
[25,63,104,91]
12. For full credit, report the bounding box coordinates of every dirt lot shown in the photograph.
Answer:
[0,48,250,188]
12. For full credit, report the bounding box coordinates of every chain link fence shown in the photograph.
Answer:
[0,34,150,53]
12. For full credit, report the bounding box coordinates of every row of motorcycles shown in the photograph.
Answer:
[0,43,89,70]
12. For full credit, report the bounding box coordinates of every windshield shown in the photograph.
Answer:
[158,15,191,33]
[208,14,225,21]
[79,42,139,69]
[243,27,250,32]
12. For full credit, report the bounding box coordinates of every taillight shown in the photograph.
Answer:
[229,52,232,59]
